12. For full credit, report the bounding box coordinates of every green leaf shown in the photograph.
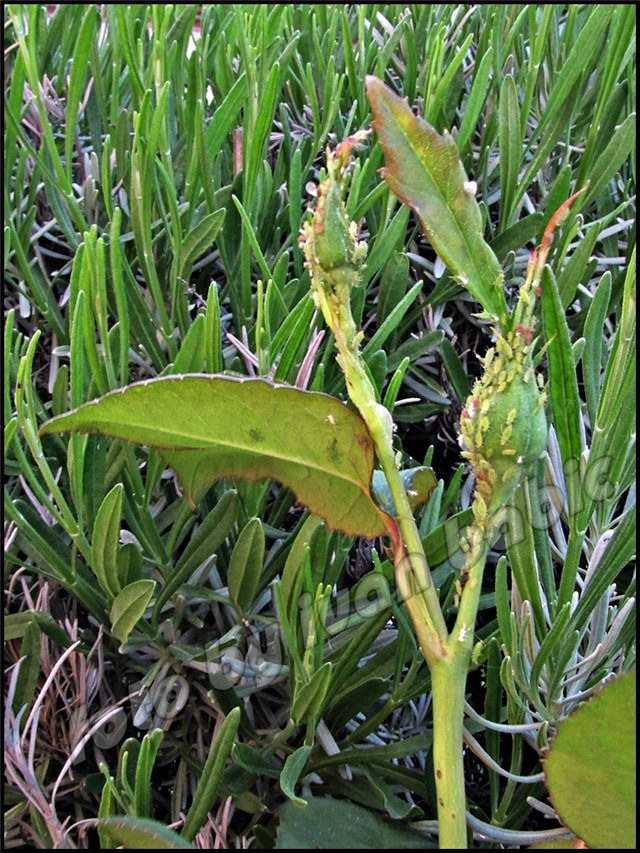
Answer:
[134,729,164,819]
[362,281,423,360]
[97,816,193,849]
[276,795,435,848]
[227,517,265,614]
[110,580,155,645]
[582,272,612,428]
[440,338,471,403]
[291,662,333,725]
[169,314,206,375]
[40,376,391,538]
[366,76,507,320]
[582,112,636,210]
[490,212,545,261]
[422,508,474,567]
[92,483,125,600]
[386,329,444,373]
[64,6,96,185]
[279,515,326,619]
[456,45,493,152]
[178,210,226,281]
[11,620,41,720]
[544,671,636,849]
[540,267,584,515]
[154,490,240,619]
[280,745,313,806]
[372,467,437,516]
[4,611,73,648]
[181,707,241,841]
[377,252,409,326]
[557,223,602,309]
[312,733,433,771]
[498,73,521,227]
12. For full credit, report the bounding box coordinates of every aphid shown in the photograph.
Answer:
[516,324,533,345]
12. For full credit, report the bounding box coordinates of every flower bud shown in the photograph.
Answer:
[300,133,368,321]
[460,320,547,525]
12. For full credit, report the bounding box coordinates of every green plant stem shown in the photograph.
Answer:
[331,298,486,848]
[434,532,490,848]
[332,314,449,665]
[429,654,469,849]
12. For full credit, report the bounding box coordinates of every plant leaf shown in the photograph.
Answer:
[39,375,392,538]
[543,671,636,849]
[372,467,437,516]
[92,483,125,600]
[276,795,435,848]
[96,816,193,849]
[280,745,313,806]
[366,76,507,320]
[110,580,155,645]
[291,662,333,725]
[227,517,265,614]
[181,707,241,841]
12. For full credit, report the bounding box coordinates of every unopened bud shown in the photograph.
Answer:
[460,321,547,524]
[300,134,368,315]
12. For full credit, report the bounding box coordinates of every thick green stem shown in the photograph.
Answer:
[430,653,470,849]
[433,534,490,848]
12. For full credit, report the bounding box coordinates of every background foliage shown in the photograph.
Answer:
[4,4,635,848]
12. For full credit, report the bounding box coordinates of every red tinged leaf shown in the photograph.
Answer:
[366,76,508,321]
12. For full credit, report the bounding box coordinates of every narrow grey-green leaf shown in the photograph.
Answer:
[92,483,125,600]
[540,267,584,517]
[181,707,241,840]
[498,73,521,226]
[178,209,226,281]
[12,620,41,720]
[440,338,471,403]
[582,272,612,427]
[154,491,240,618]
[582,112,636,210]
[372,467,437,516]
[557,223,602,309]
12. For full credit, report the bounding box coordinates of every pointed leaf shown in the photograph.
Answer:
[366,76,507,320]
[92,483,125,600]
[280,745,312,806]
[181,707,241,841]
[40,375,391,538]
[178,209,226,281]
[291,662,333,725]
